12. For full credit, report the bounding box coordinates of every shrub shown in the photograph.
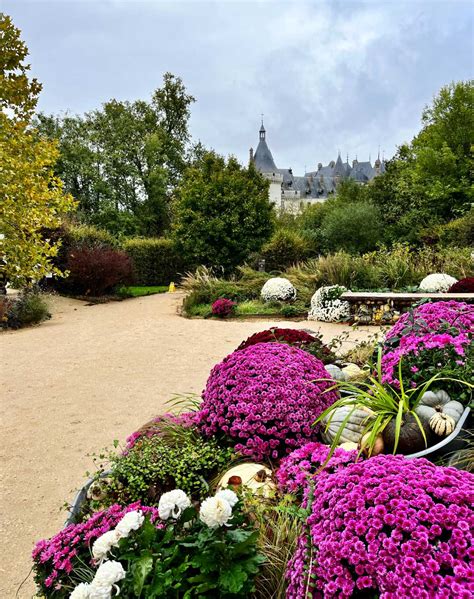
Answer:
[308,285,350,322]
[236,327,336,363]
[197,343,338,460]
[108,432,233,503]
[448,277,474,293]
[211,298,236,317]
[66,246,134,296]
[381,300,474,400]
[122,238,184,286]
[66,223,117,249]
[439,208,474,247]
[286,455,474,598]
[259,229,312,271]
[32,502,161,597]
[321,201,384,254]
[419,273,458,292]
[260,277,296,302]
[1,292,50,329]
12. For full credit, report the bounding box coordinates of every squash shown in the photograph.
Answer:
[360,432,384,456]
[382,413,431,454]
[339,441,359,451]
[321,405,373,444]
[415,390,464,427]
[325,364,345,381]
[218,463,275,498]
[429,413,456,436]
[341,363,363,381]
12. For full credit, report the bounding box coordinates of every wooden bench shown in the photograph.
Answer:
[340,292,474,325]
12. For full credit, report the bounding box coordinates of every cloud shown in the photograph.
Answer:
[4,0,473,173]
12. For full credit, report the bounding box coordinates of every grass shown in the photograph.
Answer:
[184,300,305,318]
[116,285,169,298]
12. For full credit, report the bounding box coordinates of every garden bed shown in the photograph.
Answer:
[33,301,473,598]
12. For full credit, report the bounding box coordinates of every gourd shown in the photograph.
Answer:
[383,413,431,454]
[339,441,359,452]
[341,363,363,381]
[429,413,456,437]
[321,405,373,444]
[360,432,384,456]
[415,390,464,433]
[325,364,345,381]
[218,463,275,498]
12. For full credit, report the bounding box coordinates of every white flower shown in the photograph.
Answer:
[115,510,144,538]
[92,560,126,587]
[419,273,457,293]
[308,285,350,322]
[215,489,238,507]
[70,583,92,599]
[158,489,191,520]
[88,586,112,599]
[261,277,297,302]
[199,496,232,528]
[92,530,121,561]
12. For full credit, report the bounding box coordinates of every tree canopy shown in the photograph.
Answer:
[0,14,76,287]
[172,152,274,270]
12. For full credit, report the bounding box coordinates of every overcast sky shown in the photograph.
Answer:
[5,0,474,173]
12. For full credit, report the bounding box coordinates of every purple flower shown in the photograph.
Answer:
[286,455,474,599]
[197,343,338,460]
[211,298,236,317]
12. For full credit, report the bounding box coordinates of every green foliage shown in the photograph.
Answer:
[66,223,117,249]
[320,201,384,254]
[437,208,474,247]
[35,73,194,236]
[122,237,184,285]
[1,291,50,329]
[0,14,77,287]
[173,152,274,271]
[108,433,234,504]
[259,229,313,271]
[113,506,265,598]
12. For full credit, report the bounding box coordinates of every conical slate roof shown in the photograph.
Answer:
[333,152,346,177]
[253,136,277,173]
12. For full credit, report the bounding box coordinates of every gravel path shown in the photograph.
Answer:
[1,292,379,597]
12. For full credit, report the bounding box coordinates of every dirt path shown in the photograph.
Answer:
[0,293,379,597]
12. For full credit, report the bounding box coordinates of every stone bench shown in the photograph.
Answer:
[340,292,474,325]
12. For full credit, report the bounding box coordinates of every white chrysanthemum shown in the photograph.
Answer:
[158,489,191,520]
[70,583,92,599]
[115,510,144,538]
[308,285,350,322]
[199,496,233,528]
[215,489,238,507]
[260,277,297,302]
[92,530,121,560]
[92,560,126,587]
[419,273,457,293]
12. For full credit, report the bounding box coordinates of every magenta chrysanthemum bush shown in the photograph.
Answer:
[211,298,236,317]
[124,411,198,452]
[197,343,338,460]
[286,455,474,599]
[32,502,161,592]
[381,301,474,392]
[276,441,358,496]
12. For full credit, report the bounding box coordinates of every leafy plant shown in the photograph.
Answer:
[1,291,50,329]
[315,351,472,457]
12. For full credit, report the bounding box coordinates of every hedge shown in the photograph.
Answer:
[123,238,185,286]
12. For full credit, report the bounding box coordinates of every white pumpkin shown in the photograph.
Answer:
[341,363,364,381]
[325,364,345,381]
[338,441,359,451]
[218,463,275,498]
[321,405,373,444]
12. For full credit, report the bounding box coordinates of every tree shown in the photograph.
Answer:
[35,74,195,236]
[320,201,384,254]
[172,152,274,270]
[0,14,76,287]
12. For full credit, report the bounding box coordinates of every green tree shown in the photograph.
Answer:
[0,14,76,287]
[35,73,195,236]
[172,152,274,270]
[320,201,384,254]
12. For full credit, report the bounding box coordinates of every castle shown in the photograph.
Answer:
[250,121,386,212]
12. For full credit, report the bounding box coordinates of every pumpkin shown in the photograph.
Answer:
[325,364,345,381]
[382,413,431,454]
[341,363,363,381]
[321,405,373,444]
[415,390,464,426]
[218,463,275,498]
[429,412,456,436]
[339,441,359,451]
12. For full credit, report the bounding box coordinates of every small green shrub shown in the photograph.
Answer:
[123,238,184,286]
[67,223,117,249]
[439,208,474,247]
[259,229,312,271]
[1,292,50,329]
[108,434,234,504]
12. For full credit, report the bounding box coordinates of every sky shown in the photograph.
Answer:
[4,0,474,173]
